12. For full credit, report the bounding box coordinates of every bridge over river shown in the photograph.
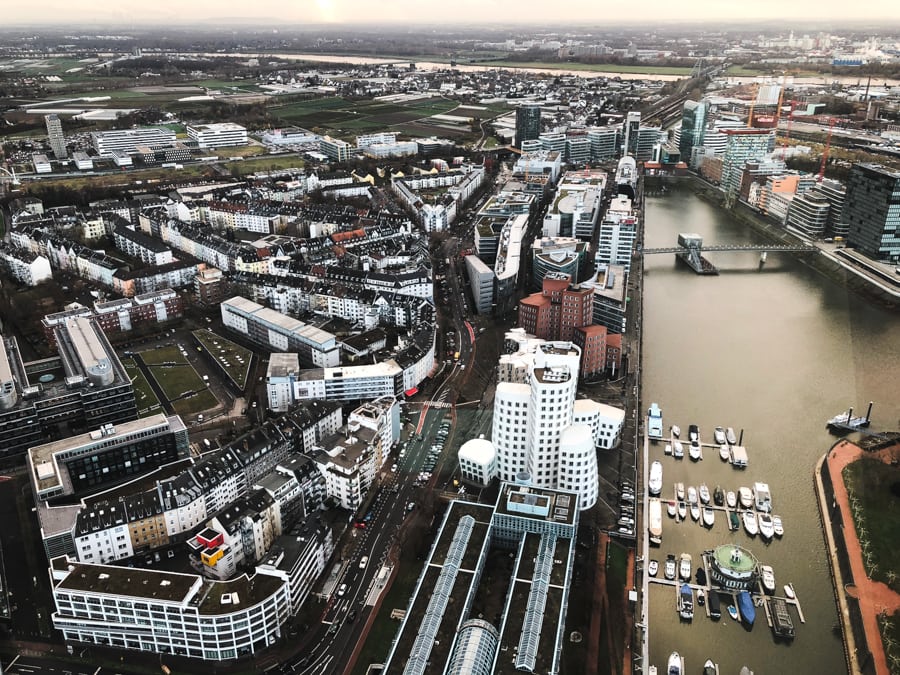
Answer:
[640,232,819,274]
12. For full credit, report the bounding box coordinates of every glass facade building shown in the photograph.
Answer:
[845,163,900,262]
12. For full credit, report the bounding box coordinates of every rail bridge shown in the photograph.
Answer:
[640,233,819,274]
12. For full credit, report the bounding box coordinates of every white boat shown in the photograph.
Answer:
[688,424,699,442]
[668,651,683,675]
[690,502,701,521]
[753,482,772,513]
[697,588,706,606]
[703,659,719,675]
[738,486,753,509]
[649,498,663,545]
[648,403,664,438]
[702,506,715,527]
[665,443,672,456]
[726,491,737,509]
[671,425,681,438]
[726,427,737,445]
[713,426,727,444]
[667,500,677,517]
[758,513,775,541]
[743,510,759,536]
[719,444,730,461]
[730,445,749,468]
[679,553,692,580]
[699,483,710,504]
[760,564,776,594]
[673,440,684,458]
[784,583,796,599]
[675,482,685,501]
[677,502,687,520]
[649,667,658,675]
[772,515,784,537]
[687,486,698,504]
[678,583,694,620]
[689,441,702,461]
[649,461,663,496]
[664,555,676,580]
[649,560,659,577]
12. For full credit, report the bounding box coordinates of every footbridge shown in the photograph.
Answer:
[641,233,819,274]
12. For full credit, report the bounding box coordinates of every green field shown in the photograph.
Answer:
[172,390,219,417]
[468,60,692,76]
[139,345,219,417]
[224,155,306,176]
[843,457,900,594]
[725,65,769,76]
[124,360,162,417]
[193,329,252,389]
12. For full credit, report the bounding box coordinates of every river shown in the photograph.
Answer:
[641,184,900,674]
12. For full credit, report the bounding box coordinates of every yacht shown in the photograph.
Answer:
[688,424,699,442]
[753,482,772,513]
[738,486,753,509]
[678,583,694,620]
[702,506,715,528]
[707,589,722,619]
[667,500,677,517]
[668,652,683,675]
[664,555,677,580]
[713,485,725,506]
[689,441,702,461]
[726,490,737,509]
[648,403,663,439]
[677,501,687,520]
[690,501,701,521]
[649,560,659,577]
[758,513,775,541]
[737,590,756,627]
[672,440,684,459]
[784,583,796,599]
[697,588,706,606]
[699,483,710,504]
[649,461,663,496]
[726,427,737,445]
[713,426,727,444]
[671,424,681,438]
[703,660,718,675]
[760,564,776,594]
[719,444,730,461]
[675,482,685,501]
[665,443,672,456]
[687,486,698,504]
[728,510,740,531]
[679,552,692,580]
[743,510,759,536]
[772,515,784,537]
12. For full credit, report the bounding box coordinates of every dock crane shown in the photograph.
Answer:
[818,117,837,180]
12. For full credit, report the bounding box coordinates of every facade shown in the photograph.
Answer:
[844,163,900,262]
[33,154,52,174]
[195,268,226,307]
[786,189,831,239]
[588,127,619,161]
[623,111,641,156]
[596,195,638,273]
[91,128,176,156]
[318,136,352,162]
[816,178,849,238]
[530,238,587,289]
[542,169,605,240]
[514,104,542,148]
[45,114,67,159]
[517,273,593,343]
[186,123,248,149]
[221,296,340,368]
[42,290,183,342]
[464,254,495,314]
[721,129,775,199]
[113,224,174,266]
[0,244,52,285]
[457,438,496,487]
[679,101,706,161]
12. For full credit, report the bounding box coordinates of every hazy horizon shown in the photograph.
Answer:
[4,0,900,28]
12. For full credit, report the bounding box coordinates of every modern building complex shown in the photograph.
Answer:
[542,169,605,240]
[384,482,579,674]
[679,101,706,161]
[91,128,177,157]
[318,135,353,162]
[221,296,340,368]
[186,123,248,149]
[845,163,900,262]
[596,195,638,273]
[530,237,588,289]
[45,114,67,159]
[514,104,542,148]
[0,318,137,461]
[720,129,775,199]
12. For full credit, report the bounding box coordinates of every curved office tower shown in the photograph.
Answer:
[558,424,599,510]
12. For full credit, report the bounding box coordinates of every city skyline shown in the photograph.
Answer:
[3,0,900,26]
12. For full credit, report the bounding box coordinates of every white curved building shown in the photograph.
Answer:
[558,424,599,509]
[458,438,497,487]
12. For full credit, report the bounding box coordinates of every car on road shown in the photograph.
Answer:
[337,583,347,597]
[359,556,368,569]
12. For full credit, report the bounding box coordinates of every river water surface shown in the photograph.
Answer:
[641,185,900,674]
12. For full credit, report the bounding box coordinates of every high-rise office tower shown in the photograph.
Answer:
[515,104,542,148]
[623,111,641,156]
[45,114,67,159]
[720,129,773,199]
[679,101,706,160]
[845,163,900,262]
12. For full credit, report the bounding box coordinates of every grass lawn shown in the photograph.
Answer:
[193,329,252,389]
[123,360,162,417]
[172,389,219,417]
[469,60,692,76]
[725,65,769,76]
[224,155,305,176]
[148,364,206,402]
[140,345,187,366]
[843,457,900,594]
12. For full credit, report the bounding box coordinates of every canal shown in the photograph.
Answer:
[641,183,900,674]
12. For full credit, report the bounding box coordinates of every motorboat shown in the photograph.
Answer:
[671,425,681,438]
[697,588,706,606]
[753,482,772,512]
[687,486,698,504]
[737,590,756,627]
[726,427,737,445]
[649,666,657,675]
[772,515,784,537]
[740,667,754,675]
[673,440,684,459]
[707,589,721,619]
[719,444,730,461]
[784,583,796,599]
[667,500,677,517]
[743,510,759,536]
[703,659,719,675]
[713,485,725,506]
[679,553,692,580]
[760,564,776,594]
[649,461,663,496]
[664,555,676,580]
[688,424,699,442]
[726,491,737,509]
[702,506,715,528]
[689,441,702,461]
[713,426,727,444]
[758,513,775,541]
[699,483,710,504]
[649,560,659,577]
[667,651,683,675]
[690,502,701,521]
[728,510,740,531]
[677,502,687,520]
[730,445,749,468]
[727,605,739,621]
[649,498,663,545]
[648,403,663,439]
[696,567,707,585]
[664,443,672,456]
[675,482,685,501]
[678,583,694,620]
[738,486,753,509]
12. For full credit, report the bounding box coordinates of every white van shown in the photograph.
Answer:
[359,556,369,570]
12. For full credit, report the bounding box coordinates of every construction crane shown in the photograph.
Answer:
[818,117,837,180]
[746,83,760,128]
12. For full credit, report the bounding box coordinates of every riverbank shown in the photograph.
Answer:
[647,175,900,309]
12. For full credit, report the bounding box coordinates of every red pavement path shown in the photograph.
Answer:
[826,440,900,675]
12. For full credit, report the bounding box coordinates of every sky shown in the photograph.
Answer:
[3,0,900,26]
